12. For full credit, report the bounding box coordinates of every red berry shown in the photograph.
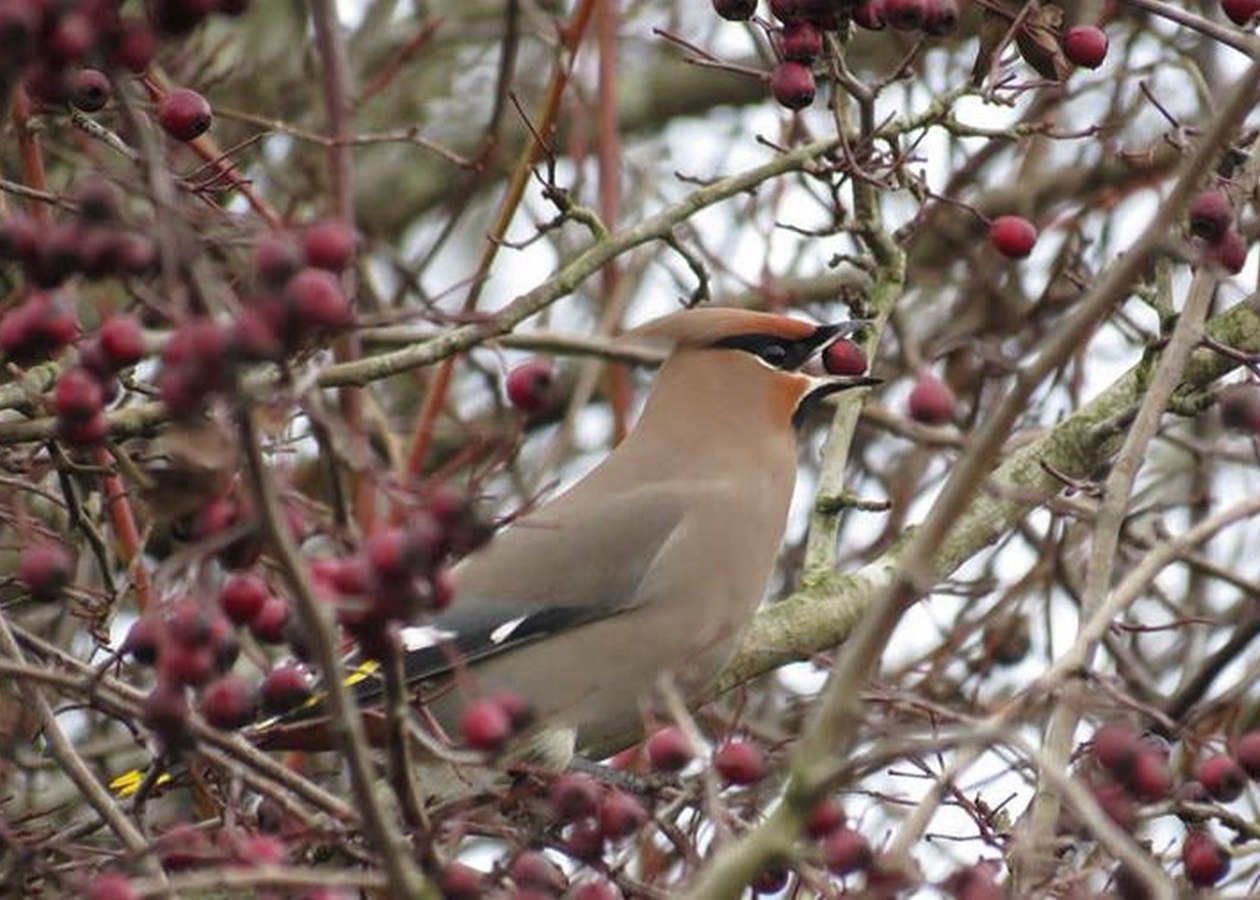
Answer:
[440,862,484,900]
[1182,829,1230,886]
[250,596,290,644]
[854,0,887,29]
[55,368,105,421]
[461,697,513,752]
[69,68,111,111]
[769,61,815,110]
[59,411,109,447]
[99,316,146,368]
[944,863,1004,900]
[712,0,757,19]
[1128,749,1172,801]
[770,0,802,22]
[1093,723,1141,773]
[989,215,1038,258]
[112,19,157,72]
[1222,0,1260,27]
[806,798,846,838]
[714,739,768,785]
[1234,730,1260,778]
[886,0,928,30]
[822,338,868,376]
[509,851,567,893]
[158,88,213,141]
[598,789,648,840]
[646,725,694,772]
[1199,755,1246,802]
[19,543,72,601]
[142,682,191,748]
[123,616,162,666]
[506,359,558,414]
[87,872,137,900]
[220,574,270,625]
[780,22,823,62]
[47,12,95,64]
[493,690,535,731]
[907,372,956,425]
[823,827,873,875]
[260,663,313,714]
[253,231,306,291]
[1189,189,1234,243]
[571,880,621,900]
[1211,228,1249,274]
[301,221,357,272]
[284,267,351,332]
[200,673,257,730]
[564,820,605,862]
[923,0,959,35]
[551,773,602,821]
[1063,25,1108,68]
[1091,781,1137,832]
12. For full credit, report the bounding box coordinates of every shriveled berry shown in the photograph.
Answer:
[714,739,768,785]
[19,543,72,601]
[989,215,1038,258]
[1222,0,1260,27]
[907,372,956,425]
[200,674,257,730]
[823,827,873,875]
[461,697,513,752]
[712,0,758,19]
[646,725,694,772]
[1063,25,1108,68]
[1189,189,1234,244]
[769,61,815,110]
[1199,755,1246,802]
[598,789,648,840]
[823,338,868,376]
[1182,829,1230,887]
[260,663,313,714]
[506,359,559,414]
[1234,730,1260,778]
[158,88,212,141]
[886,0,928,30]
[780,22,823,62]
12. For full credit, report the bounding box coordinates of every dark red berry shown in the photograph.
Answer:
[1063,25,1108,68]
[923,0,959,35]
[770,0,802,22]
[1188,189,1234,244]
[301,221,357,272]
[1234,730,1260,778]
[506,359,558,414]
[509,851,567,893]
[886,0,928,30]
[806,799,846,838]
[823,338,868,376]
[99,316,146,368]
[284,267,351,332]
[907,372,956,425]
[564,821,605,862]
[714,739,768,785]
[1199,755,1246,802]
[142,682,191,748]
[69,68,111,111]
[646,725,694,772]
[200,673,257,730]
[250,596,290,644]
[780,22,823,62]
[1128,749,1172,801]
[123,616,162,666]
[712,0,758,19]
[19,543,72,601]
[260,663,313,714]
[989,215,1038,258]
[1182,829,1230,886]
[598,789,648,840]
[112,19,157,72]
[550,773,602,822]
[1211,228,1249,274]
[55,368,105,421]
[854,0,888,29]
[461,697,513,752]
[769,61,815,110]
[220,574,270,625]
[253,231,306,291]
[823,827,873,875]
[1091,781,1137,832]
[1222,0,1260,27]
[571,880,621,900]
[440,862,484,900]
[158,88,213,141]
[1093,723,1140,773]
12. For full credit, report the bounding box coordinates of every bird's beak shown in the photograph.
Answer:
[790,321,866,370]
[790,322,880,428]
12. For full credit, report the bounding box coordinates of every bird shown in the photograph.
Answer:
[111,306,876,797]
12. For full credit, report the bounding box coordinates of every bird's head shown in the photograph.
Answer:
[618,307,879,429]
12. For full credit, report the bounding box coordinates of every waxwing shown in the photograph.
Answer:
[252,306,876,768]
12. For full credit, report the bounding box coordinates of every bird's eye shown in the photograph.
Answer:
[712,333,806,370]
[757,342,789,366]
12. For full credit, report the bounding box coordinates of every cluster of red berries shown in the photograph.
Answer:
[1088,723,1260,888]
[1188,187,1249,274]
[548,772,649,863]
[0,291,79,364]
[0,183,156,290]
[51,315,144,446]
[440,855,621,900]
